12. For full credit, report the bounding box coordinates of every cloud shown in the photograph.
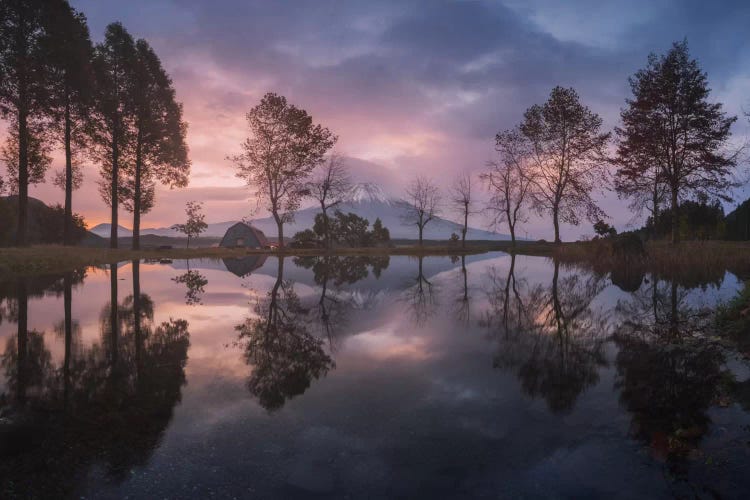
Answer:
[14,0,750,238]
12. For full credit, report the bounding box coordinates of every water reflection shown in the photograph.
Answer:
[172,260,208,305]
[0,253,747,497]
[403,256,440,326]
[237,257,335,411]
[483,258,609,413]
[614,278,727,461]
[295,255,390,346]
[0,263,190,497]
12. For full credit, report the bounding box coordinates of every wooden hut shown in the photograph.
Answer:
[219,222,269,248]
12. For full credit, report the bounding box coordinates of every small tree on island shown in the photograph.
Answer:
[229,93,336,248]
[172,201,207,248]
[401,176,441,246]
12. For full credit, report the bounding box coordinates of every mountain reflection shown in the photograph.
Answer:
[482,257,609,413]
[295,255,389,346]
[614,278,726,461]
[0,263,190,497]
[237,257,335,411]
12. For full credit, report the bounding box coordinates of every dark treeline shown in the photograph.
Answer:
[0,0,189,248]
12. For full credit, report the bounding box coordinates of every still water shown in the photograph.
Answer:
[0,253,748,498]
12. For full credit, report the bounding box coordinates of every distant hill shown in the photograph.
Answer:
[0,195,95,246]
[91,182,511,241]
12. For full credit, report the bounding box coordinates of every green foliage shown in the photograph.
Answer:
[292,211,391,248]
[593,220,617,238]
[645,200,725,240]
[725,197,750,241]
[172,201,207,248]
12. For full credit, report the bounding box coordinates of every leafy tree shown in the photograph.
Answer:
[44,0,94,246]
[449,173,473,248]
[371,217,390,246]
[645,199,725,240]
[521,86,610,243]
[90,22,137,249]
[593,220,617,238]
[401,175,441,245]
[229,93,336,248]
[121,38,190,249]
[482,127,533,245]
[0,118,51,193]
[614,41,737,244]
[328,210,371,247]
[306,153,351,248]
[292,211,390,248]
[172,201,207,248]
[0,0,54,245]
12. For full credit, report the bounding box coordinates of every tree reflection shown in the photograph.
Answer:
[614,278,725,460]
[172,259,208,305]
[483,258,608,413]
[0,262,190,496]
[403,256,439,326]
[237,257,335,411]
[452,255,471,324]
[295,255,389,347]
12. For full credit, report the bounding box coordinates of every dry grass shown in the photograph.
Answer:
[539,240,750,286]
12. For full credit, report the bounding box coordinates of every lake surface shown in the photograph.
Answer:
[1,253,749,498]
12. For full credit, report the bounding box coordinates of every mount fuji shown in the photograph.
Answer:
[90,182,511,241]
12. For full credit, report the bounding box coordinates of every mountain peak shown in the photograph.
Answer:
[346,182,393,205]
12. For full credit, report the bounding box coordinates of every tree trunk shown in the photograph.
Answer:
[274,212,284,249]
[509,221,516,247]
[110,128,119,249]
[418,225,423,246]
[553,209,561,244]
[64,96,74,246]
[462,204,468,249]
[133,129,143,250]
[17,107,29,247]
[321,202,330,249]
[670,187,679,244]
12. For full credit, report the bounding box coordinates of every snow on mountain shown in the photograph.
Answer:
[347,182,394,205]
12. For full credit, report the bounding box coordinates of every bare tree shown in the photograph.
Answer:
[449,173,473,248]
[521,87,610,243]
[306,153,352,248]
[401,176,441,246]
[481,127,533,246]
[229,93,336,248]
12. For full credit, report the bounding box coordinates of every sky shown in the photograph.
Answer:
[19,0,750,239]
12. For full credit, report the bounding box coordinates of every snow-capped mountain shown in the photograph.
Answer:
[91,182,512,241]
[347,182,394,205]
